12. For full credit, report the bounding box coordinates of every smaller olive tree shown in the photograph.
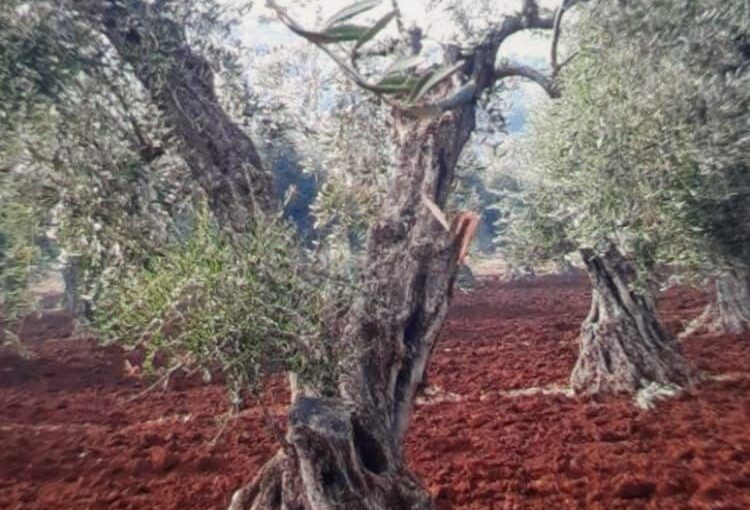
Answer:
[499,0,750,394]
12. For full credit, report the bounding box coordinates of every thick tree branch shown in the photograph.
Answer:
[459,0,572,99]
[493,61,560,98]
[485,1,557,49]
[477,0,587,99]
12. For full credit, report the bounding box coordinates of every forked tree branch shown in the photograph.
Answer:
[483,0,586,99]
[485,0,557,49]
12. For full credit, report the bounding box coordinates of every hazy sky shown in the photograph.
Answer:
[239,0,563,62]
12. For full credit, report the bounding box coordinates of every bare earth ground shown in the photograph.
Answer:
[1,275,749,509]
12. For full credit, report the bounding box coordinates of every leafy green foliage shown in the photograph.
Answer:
[95,210,337,393]
[353,11,397,53]
[306,82,394,273]
[408,61,464,103]
[245,19,396,279]
[0,183,43,338]
[446,149,507,254]
[0,0,255,318]
[0,2,88,115]
[1,0,345,395]
[506,0,750,281]
[269,0,470,104]
[323,0,381,29]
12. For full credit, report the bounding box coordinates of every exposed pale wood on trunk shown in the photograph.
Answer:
[228,0,593,505]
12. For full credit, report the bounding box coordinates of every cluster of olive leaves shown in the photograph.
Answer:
[267,0,473,110]
[503,0,750,285]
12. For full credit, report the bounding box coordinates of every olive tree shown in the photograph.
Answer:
[228,1,586,508]
[506,0,750,394]
[564,0,750,335]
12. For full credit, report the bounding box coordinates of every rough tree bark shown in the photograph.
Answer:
[571,245,694,395]
[74,0,275,231]
[229,97,477,510]
[61,256,89,318]
[715,267,750,334]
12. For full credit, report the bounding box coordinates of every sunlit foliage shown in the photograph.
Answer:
[506,0,750,281]
[96,208,338,393]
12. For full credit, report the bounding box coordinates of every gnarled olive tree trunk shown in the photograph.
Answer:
[77,0,275,231]
[716,267,750,334]
[571,245,693,394]
[229,103,477,510]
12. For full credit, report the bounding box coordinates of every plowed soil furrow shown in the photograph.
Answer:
[1,275,749,509]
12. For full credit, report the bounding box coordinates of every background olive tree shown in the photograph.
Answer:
[504,0,749,394]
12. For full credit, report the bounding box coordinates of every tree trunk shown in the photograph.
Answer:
[716,267,750,334]
[62,256,96,320]
[61,257,81,316]
[230,100,477,510]
[76,0,275,231]
[571,245,693,395]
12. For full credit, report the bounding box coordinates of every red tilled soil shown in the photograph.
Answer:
[1,276,749,509]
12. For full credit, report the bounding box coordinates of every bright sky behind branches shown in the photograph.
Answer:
[231,0,569,132]
[239,0,563,62]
